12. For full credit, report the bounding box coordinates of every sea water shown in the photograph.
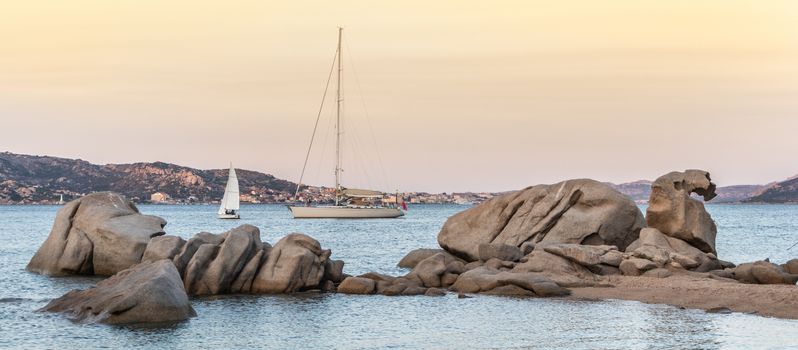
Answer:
[1,204,797,349]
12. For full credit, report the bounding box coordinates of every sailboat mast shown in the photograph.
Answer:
[335,27,343,205]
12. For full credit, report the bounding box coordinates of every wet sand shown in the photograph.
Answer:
[569,272,798,319]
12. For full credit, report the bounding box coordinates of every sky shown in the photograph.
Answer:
[1,0,797,193]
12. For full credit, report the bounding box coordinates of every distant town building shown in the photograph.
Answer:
[150,192,170,202]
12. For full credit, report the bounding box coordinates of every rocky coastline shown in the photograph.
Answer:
[26,170,798,325]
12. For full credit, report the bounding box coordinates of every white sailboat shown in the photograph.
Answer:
[288,27,404,219]
[218,163,240,219]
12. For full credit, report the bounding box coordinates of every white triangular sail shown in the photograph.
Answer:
[218,164,240,215]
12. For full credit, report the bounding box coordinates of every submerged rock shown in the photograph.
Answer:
[27,192,167,276]
[646,170,718,254]
[41,260,195,325]
[438,179,644,261]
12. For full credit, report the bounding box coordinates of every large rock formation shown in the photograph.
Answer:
[251,233,331,293]
[143,226,338,296]
[181,225,266,295]
[438,179,645,261]
[27,192,167,276]
[41,260,195,324]
[646,170,718,254]
[27,193,342,296]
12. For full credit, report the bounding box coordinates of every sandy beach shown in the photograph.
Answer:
[571,272,798,319]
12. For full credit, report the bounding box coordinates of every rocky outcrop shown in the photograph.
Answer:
[511,249,600,287]
[337,277,376,294]
[350,273,428,296]
[406,252,467,287]
[450,267,570,297]
[27,192,167,276]
[342,250,575,298]
[646,170,718,254]
[478,243,523,262]
[41,260,195,324]
[27,193,342,296]
[397,248,460,269]
[539,243,625,277]
[251,233,331,293]
[142,235,186,263]
[625,228,720,272]
[619,258,657,276]
[730,261,798,285]
[344,253,466,296]
[183,225,265,295]
[438,179,645,261]
[785,259,798,274]
[141,226,336,296]
[542,244,617,267]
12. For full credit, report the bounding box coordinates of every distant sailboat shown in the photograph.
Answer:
[288,28,404,219]
[218,163,240,219]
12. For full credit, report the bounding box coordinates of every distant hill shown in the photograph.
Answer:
[0,152,296,203]
[745,176,798,203]
[608,180,765,204]
[607,180,652,203]
[713,185,766,203]
[2,151,795,204]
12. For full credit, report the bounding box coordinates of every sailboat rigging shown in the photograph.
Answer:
[288,27,405,219]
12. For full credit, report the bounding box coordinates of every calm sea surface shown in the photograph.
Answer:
[1,204,797,349]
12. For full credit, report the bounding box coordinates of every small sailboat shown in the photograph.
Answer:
[218,163,240,219]
[288,27,404,219]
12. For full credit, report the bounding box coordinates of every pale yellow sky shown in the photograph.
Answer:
[2,0,797,192]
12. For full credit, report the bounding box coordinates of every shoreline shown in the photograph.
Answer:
[568,272,798,320]
[2,202,798,206]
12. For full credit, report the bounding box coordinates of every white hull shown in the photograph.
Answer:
[288,206,404,219]
[218,213,240,219]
